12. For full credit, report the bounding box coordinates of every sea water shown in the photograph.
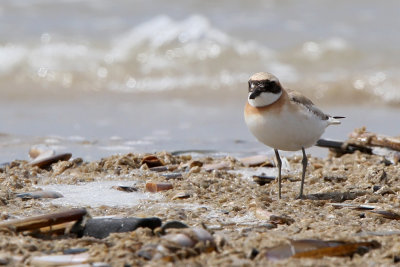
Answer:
[1,0,399,162]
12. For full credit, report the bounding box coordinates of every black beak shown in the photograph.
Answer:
[249,89,261,99]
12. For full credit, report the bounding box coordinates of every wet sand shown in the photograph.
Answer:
[0,149,399,266]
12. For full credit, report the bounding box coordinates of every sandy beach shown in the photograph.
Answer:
[0,142,399,266]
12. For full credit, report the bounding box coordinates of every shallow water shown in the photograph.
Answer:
[0,0,399,162]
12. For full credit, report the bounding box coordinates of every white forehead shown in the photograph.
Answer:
[249,72,280,83]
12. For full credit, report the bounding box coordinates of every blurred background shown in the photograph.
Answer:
[0,0,399,162]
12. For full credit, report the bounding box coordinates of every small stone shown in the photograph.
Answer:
[146,182,173,193]
[248,248,259,260]
[373,185,382,192]
[82,217,162,239]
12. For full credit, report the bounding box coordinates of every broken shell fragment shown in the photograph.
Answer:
[141,155,164,168]
[29,153,72,169]
[172,191,191,200]
[264,239,380,261]
[163,233,196,247]
[202,161,230,171]
[15,191,63,200]
[29,145,55,159]
[31,253,90,266]
[0,208,87,233]
[239,155,272,167]
[111,185,138,192]
[146,182,173,193]
[161,221,189,233]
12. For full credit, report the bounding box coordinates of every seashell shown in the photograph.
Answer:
[29,145,55,159]
[15,191,63,200]
[63,248,89,255]
[172,191,191,200]
[189,160,203,168]
[191,227,213,243]
[146,182,173,193]
[330,203,376,210]
[202,161,230,171]
[0,208,87,233]
[29,153,72,169]
[264,239,380,261]
[149,166,168,172]
[161,173,183,180]
[111,185,138,192]
[161,221,189,233]
[254,208,274,221]
[163,233,195,247]
[269,215,294,225]
[239,155,272,167]
[141,155,164,168]
[31,253,89,266]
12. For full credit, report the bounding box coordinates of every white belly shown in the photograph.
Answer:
[245,106,328,151]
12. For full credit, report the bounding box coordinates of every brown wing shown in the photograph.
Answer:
[287,89,329,120]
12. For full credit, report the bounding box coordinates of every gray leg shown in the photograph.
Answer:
[274,149,282,199]
[298,147,308,199]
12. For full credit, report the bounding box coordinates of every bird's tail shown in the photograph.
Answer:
[328,116,345,125]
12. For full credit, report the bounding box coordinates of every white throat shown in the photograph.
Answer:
[248,91,282,107]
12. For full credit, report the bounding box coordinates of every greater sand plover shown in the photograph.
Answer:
[244,72,344,199]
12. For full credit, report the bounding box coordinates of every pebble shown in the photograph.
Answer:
[146,182,173,193]
[82,217,162,239]
[15,191,63,200]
